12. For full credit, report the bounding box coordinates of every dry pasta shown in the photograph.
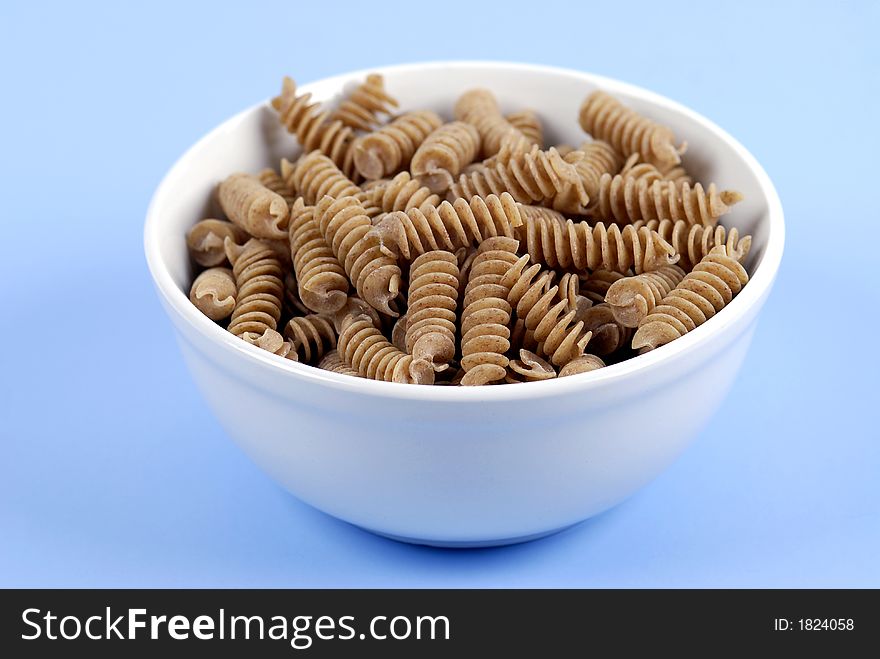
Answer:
[185,74,752,384]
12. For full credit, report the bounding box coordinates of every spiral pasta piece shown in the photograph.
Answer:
[505,349,557,383]
[552,140,623,213]
[580,269,627,304]
[187,219,248,267]
[454,89,531,159]
[258,168,297,205]
[517,204,567,225]
[505,110,543,148]
[410,121,481,193]
[217,173,290,240]
[502,257,592,367]
[283,314,337,363]
[240,328,296,359]
[353,110,443,180]
[368,192,522,261]
[448,146,587,210]
[632,246,749,351]
[318,349,361,377]
[631,219,752,271]
[370,171,440,213]
[621,153,693,187]
[329,73,398,131]
[459,237,520,385]
[559,354,606,377]
[288,198,349,313]
[517,214,678,274]
[283,152,361,205]
[224,238,285,337]
[405,250,460,370]
[272,76,357,179]
[591,171,743,227]
[314,195,402,315]
[605,265,687,327]
[578,90,684,169]
[337,314,430,383]
[576,303,632,355]
[189,267,237,321]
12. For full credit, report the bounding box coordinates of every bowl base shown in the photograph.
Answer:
[366,524,576,548]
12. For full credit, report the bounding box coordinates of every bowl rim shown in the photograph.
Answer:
[144,59,784,403]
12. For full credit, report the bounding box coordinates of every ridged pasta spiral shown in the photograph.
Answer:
[410,121,481,193]
[283,314,337,363]
[552,140,623,213]
[368,192,523,261]
[217,173,290,240]
[187,219,248,267]
[337,314,429,383]
[631,219,752,271]
[621,153,693,187]
[453,89,532,159]
[271,76,357,179]
[559,354,606,377]
[258,168,297,205]
[502,257,592,367]
[448,146,587,210]
[605,265,687,327]
[282,152,361,205]
[240,328,295,359]
[224,238,285,337]
[189,267,237,321]
[505,349,556,383]
[459,237,520,386]
[329,73,398,131]
[353,110,443,180]
[317,349,361,377]
[405,250,460,370]
[517,204,567,225]
[578,90,684,169]
[517,214,679,274]
[314,195,402,315]
[505,110,543,148]
[577,303,632,355]
[580,269,626,304]
[370,171,440,213]
[591,171,743,227]
[632,246,749,351]
[288,198,349,314]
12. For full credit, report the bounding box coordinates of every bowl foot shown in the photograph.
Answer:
[365,524,577,548]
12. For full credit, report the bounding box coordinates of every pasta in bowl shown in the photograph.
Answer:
[145,62,783,546]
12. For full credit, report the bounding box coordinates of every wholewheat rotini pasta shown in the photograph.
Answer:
[185,74,753,385]
[218,173,290,240]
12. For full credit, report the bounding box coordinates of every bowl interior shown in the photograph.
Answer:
[145,61,782,392]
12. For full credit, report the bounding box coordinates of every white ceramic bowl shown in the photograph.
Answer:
[145,62,784,547]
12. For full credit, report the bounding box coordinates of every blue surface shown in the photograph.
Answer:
[1,1,878,587]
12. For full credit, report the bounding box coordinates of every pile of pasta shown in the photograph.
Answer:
[186,73,752,385]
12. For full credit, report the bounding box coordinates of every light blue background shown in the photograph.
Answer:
[1,1,878,587]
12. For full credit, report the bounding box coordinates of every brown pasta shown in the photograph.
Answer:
[505,110,543,148]
[283,314,337,363]
[505,349,557,383]
[189,267,237,321]
[217,173,290,240]
[552,140,623,213]
[271,76,357,179]
[631,219,752,271]
[580,269,626,304]
[224,238,284,337]
[367,192,523,261]
[410,121,481,193]
[258,168,297,205]
[454,89,531,159]
[329,73,398,131]
[353,110,443,180]
[370,171,440,213]
[187,219,248,267]
[517,214,678,274]
[241,328,296,359]
[632,246,749,351]
[517,204,567,225]
[314,195,402,315]
[459,237,520,386]
[448,146,587,210]
[576,303,632,356]
[288,198,350,314]
[578,90,684,169]
[605,265,687,328]
[283,271,310,317]
[282,152,361,205]
[317,349,361,377]
[337,314,430,383]
[559,354,606,377]
[405,250,460,371]
[502,256,592,367]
